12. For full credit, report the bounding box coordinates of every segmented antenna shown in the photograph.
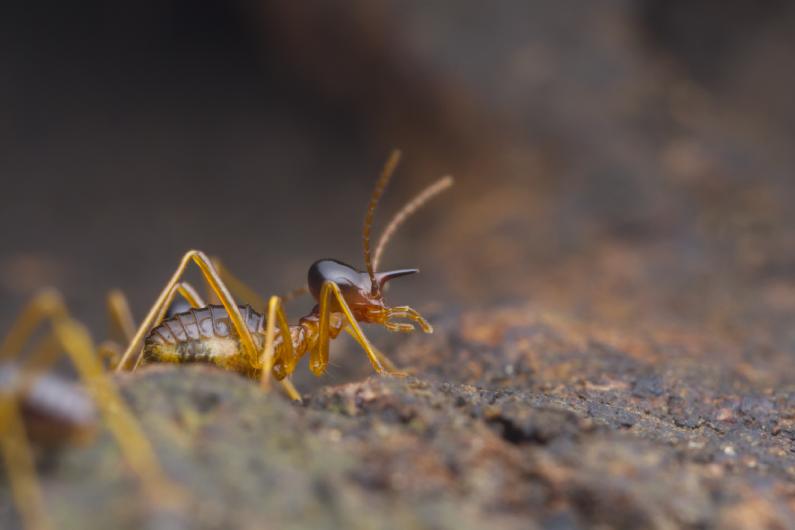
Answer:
[363,149,402,294]
[373,175,454,271]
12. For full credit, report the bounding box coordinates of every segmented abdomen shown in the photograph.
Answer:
[143,305,266,375]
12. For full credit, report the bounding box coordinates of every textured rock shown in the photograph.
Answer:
[2,297,794,529]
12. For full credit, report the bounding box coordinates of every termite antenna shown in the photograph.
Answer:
[373,175,454,271]
[363,149,402,295]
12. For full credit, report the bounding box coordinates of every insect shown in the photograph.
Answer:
[0,290,182,530]
[113,150,452,399]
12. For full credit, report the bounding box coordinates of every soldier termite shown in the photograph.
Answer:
[112,150,453,400]
[0,290,182,530]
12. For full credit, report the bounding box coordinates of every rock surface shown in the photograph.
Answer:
[2,299,794,529]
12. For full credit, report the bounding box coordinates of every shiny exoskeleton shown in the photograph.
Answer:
[117,150,452,398]
[142,260,423,380]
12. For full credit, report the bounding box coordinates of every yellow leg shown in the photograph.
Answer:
[0,330,95,529]
[260,296,296,387]
[148,282,207,346]
[106,289,136,345]
[0,291,75,530]
[211,257,266,312]
[53,318,184,509]
[377,305,433,334]
[209,260,301,401]
[116,250,258,372]
[115,251,301,400]
[98,340,123,370]
[0,289,67,361]
[0,397,52,530]
[174,282,206,309]
[213,256,309,305]
[0,338,61,530]
[314,281,385,376]
[343,326,402,374]
[106,283,205,370]
[0,291,183,525]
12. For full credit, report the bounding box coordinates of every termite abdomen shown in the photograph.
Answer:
[143,305,267,375]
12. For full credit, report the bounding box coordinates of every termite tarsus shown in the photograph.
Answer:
[0,290,182,530]
[113,150,453,399]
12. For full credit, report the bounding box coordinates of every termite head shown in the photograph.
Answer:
[307,259,430,332]
[306,150,451,334]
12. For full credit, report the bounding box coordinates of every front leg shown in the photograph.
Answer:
[343,326,406,375]
[53,318,185,510]
[314,281,385,376]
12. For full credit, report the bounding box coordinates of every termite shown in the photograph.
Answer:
[113,150,452,399]
[0,290,182,530]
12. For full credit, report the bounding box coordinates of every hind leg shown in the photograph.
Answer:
[0,293,66,530]
[0,396,52,530]
[212,257,308,307]
[114,250,300,400]
[114,250,253,371]
[0,332,85,530]
[53,318,185,509]
[103,283,205,370]
[210,257,266,312]
[0,289,68,361]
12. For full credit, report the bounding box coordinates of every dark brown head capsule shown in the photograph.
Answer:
[307,259,417,321]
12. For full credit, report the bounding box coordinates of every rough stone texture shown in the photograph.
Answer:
[2,297,793,529]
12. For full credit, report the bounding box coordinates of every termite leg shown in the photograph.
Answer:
[1,331,99,525]
[0,292,183,526]
[106,289,136,345]
[0,299,82,530]
[314,281,385,376]
[213,256,309,305]
[176,274,300,401]
[1,334,92,530]
[0,291,71,530]
[0,289,67,361]
[342,326,403,374]
[53,318,185,509]
[98,340,123,370]
[0,396,53,530]
[260,296,301,403]
[114,251,300,399]
[211,257,266,312]
[107,283,205,370]
[149,282,207,340]
[116,250,257,371]
[205,261,300,400]
[384,306,433,333]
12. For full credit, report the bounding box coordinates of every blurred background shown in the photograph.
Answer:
[2,0,794,375]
